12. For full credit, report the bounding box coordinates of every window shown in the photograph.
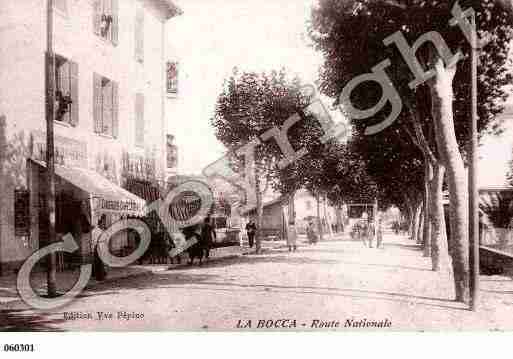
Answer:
[166,134,178,169]
[93,0,118,45]
[14,189,30,237]
[166,61,178,95]
[51,54,79,126]
[54,0,67,14]
[135,93,145,147]
[306,200,312,211]
[134,7,144,63]
[93,73,118,138]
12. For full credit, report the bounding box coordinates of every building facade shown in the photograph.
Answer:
[0,0,181,274]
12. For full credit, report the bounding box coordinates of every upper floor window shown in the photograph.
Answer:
[134,7,144,63]
[93,0,118,45]
[305,200,312,211]
[166,61,178,95]
[93,73,118,138]
[50,54,79,126]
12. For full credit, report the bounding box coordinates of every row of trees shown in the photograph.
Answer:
[210,0,513,304]
[309,0,513,303]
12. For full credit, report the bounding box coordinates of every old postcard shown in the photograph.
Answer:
[1,0,513,345]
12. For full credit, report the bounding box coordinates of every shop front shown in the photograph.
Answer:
[32,160,146,270]
[27,131,146,271]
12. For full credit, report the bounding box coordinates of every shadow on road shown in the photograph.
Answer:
[153,280,466,312]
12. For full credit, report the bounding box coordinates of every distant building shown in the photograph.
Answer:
[241,189,344,241]
[244,197,287,241]
[0,0,182,274]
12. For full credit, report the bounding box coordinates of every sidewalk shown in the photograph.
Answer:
[0,265,151,307]
[0,244,260,307]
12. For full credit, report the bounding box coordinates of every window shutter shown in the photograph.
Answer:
[135,8,144,62]
[135,93,144,146]
[69,61,79,126]
[57,60,70,124]
[102,80,113,135]
[93,73,103,133]
[103,0,113,41]
[93,0,101,35]
[112,81,119,138]
[45,53,57,121]
[111,0,119,45]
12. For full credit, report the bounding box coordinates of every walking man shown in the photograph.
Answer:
[287,222,298,252]
[307,221,318,245]
[245,219,257,248]
[376,216,384,249]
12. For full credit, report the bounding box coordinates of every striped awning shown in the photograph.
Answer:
[32,160,146,216]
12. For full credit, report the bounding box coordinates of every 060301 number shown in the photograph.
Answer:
[4,344,34,352]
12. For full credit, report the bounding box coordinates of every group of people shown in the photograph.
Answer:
[352,214,384,249]
[245,219,320,252]
[182,217,217,266]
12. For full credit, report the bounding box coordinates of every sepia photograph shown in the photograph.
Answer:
[1,0,513,351]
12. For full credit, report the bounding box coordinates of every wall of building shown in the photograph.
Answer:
[0,0,172,272]
[294,189,337,232]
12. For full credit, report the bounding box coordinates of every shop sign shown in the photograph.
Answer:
[31,130,87,168]
[92,197,142,215]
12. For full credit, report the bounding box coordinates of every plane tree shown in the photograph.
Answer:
[309,0,513,302]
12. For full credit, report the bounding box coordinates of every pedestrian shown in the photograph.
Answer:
[183,225,204,266]
[245,219,257,248]
[376,216,384,249]
[306,221,318,245]
[92,214,107,281]
[359,218,368,247]
[287,222,298,252]
[201,216,216,260]
[367,220,375,248]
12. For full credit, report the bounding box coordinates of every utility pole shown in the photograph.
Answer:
[45,0,57,298]
[469,12,479,311]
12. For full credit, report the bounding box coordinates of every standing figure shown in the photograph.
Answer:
[307,222,318,245]
[358,219,368,247]
[376,217,384,249]
[92,214,107,281]
[201,217,217,260]
[367,220,375,248]
[184,225,204,266]
[287,222,298,252]
[245,220,257,248]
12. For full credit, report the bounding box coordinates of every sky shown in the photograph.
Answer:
[165,0,513,187]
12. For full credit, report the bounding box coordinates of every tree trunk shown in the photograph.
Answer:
[423,161,432,257]
[316,194,323,241]
[324,195,334,239]
[429,57,469,303]
[404,195,414,239]
[411,199,422,243]
[429,162,450,272]
[287,190,296,224]
[417,207,424,245]
[255,173,263,254]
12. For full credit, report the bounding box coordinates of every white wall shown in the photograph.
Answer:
[0,0,171,268]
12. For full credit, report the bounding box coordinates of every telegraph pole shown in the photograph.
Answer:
[45,0,57,298]
[469,12,479,311]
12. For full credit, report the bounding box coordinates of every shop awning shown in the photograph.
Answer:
[32,160,146,216]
